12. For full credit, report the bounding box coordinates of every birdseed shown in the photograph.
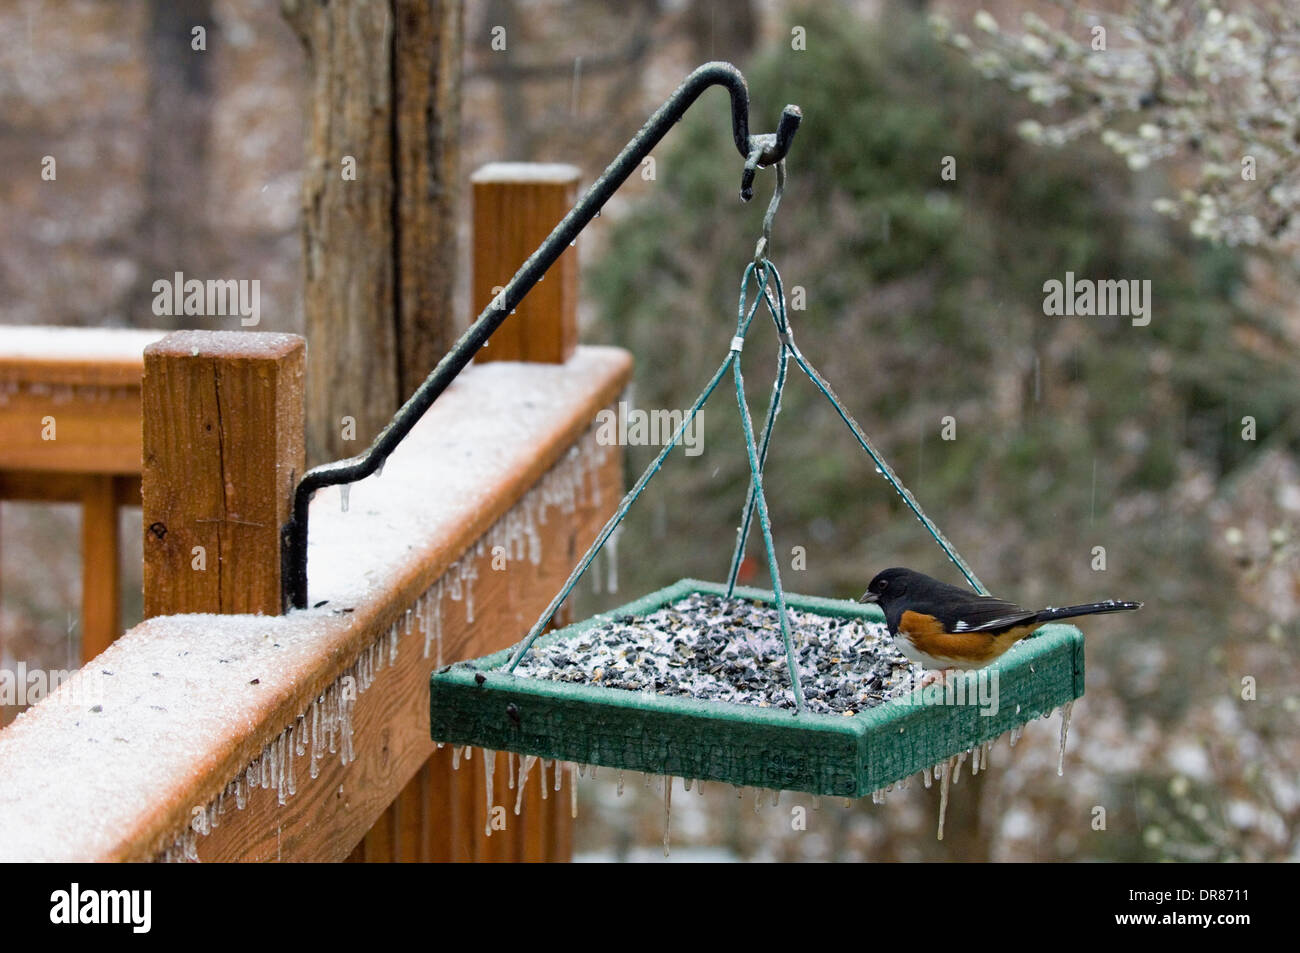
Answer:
[513,593,922,715]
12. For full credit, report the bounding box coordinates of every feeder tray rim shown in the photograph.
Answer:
[431,578,1084,798]
[444,578,1081,728]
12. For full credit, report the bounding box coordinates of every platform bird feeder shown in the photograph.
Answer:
[430,579,1083,798]
[277,62,1087,801]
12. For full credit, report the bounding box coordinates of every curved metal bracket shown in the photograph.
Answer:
[282,61,801,609]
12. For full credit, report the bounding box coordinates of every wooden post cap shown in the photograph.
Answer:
[142,331,306,617]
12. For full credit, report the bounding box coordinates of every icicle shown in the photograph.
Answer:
[589,765,597,779]
[389,623,399,664]
[770,789,780,807]
[616,771,625,797]
[923,765,933,789]
[285,728,296,798]
[937,756,955,841]
[570,763,578,820]
[508,751,516,790]
[753,787,763,814]
[235,775,247,811]
[1009,725,1022,747]
[435,585,445,666]
[339,680,355,765]
[309,698,322,779]
[971,743,981,776]
[683,777,693,792]
[953,750,966,785]
[1058,700,1074,776]
[462,561,478,624]
[539,759,549,800]
[515,756,537,814]
[463,745,473,762]
[813,795,821,812]
[340,484,350,512]
[276,732,288,805]
[577,763,586,779]
[484,750,497,837]
[452,746,462,771]
[554,759,563,792]
[663,776,673,858]
[696,781,704,796]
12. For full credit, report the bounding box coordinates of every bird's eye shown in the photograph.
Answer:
[878,580,888,591]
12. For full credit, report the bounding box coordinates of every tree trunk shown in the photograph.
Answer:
[137,0,215,329]
[284,0,463,465]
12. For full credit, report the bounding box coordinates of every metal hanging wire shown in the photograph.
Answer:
[505,160,988,715]
[723,163,987,597]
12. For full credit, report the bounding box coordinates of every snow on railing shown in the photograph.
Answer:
[0,325,166,662]
[0,343,631,861]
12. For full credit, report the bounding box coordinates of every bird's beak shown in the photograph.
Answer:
[859,590,878,604]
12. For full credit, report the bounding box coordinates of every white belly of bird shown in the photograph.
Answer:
[893,635,982,671]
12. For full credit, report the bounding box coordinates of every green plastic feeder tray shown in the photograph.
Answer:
[430,578,1084,797]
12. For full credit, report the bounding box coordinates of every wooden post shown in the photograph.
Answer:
[80,474,121,662]
[353,163,585,863]
[472,163,580,364]
[141,331,305,618]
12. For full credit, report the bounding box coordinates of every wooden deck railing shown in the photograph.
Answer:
[0,166,632,861]
[0,327,164,661]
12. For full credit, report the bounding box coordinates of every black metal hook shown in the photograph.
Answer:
[281,62,801,609]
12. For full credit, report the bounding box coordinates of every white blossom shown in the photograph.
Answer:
[937,0,1300,253]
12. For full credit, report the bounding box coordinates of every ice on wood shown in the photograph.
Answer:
[0,325,166,362]
[0,349,628,861]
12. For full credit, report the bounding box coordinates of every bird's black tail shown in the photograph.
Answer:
[1035,600,1143,623]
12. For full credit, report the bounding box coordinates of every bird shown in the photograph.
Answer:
[859,567,1141,675]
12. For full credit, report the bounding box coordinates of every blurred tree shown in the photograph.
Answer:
[471,0,659,162]
[684,0,758,66]
[935,1,1300,253]
[585,0,1297,860]
[134,0,216,328]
